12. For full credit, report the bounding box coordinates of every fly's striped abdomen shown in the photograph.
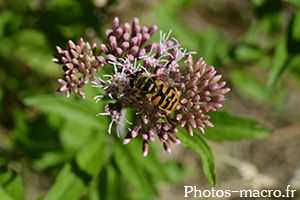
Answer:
[150,83,179,112]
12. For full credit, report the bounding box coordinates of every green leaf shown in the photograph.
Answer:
[251,0,283,35]
[75,135,108,176]
[268,11,300,89]
[203,112,274,142]
[268,53,300,90]
[124,139,173,182]
[33,151,68,172]
[34,197,45,200]
[23,95,108,130]
[45,163,86,200]
[267,30,288,87]
[292,68,300,90]
[12,29,57,76]
[113,139,157,200]
[0,169,24,200]
[11,114,61,159]
[233,44,266,61]
[59,121,98,152]
[153,2,228,66]
[46,134,107,200]
[292,11,300,41]
[251,0,265,7]
[231,68,281,104]
[0,186,15,200]
[98,163,125,200]
[282,0,300,8]
[176,129,217,187]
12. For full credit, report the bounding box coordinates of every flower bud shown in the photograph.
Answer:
[123,22,130,33]
[56,46,64,55]
[163,141,171,153]
[168,134,181,145]
[101,44,110,53]
[142,140,149,157]
[112,17,119,30]
[123,132,132,145]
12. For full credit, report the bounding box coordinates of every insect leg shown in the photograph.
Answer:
[171,86,188,113]
[156,107,172,128]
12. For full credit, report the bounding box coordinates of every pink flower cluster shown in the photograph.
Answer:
[53,17,230,156]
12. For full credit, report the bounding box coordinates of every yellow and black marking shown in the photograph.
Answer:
[128,70,186,128]
[150,82,179,112]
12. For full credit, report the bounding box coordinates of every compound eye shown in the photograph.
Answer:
[129,79,135,88]
[128,73,135,78]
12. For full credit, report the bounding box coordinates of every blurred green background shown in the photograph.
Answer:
[1,0,300,199]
